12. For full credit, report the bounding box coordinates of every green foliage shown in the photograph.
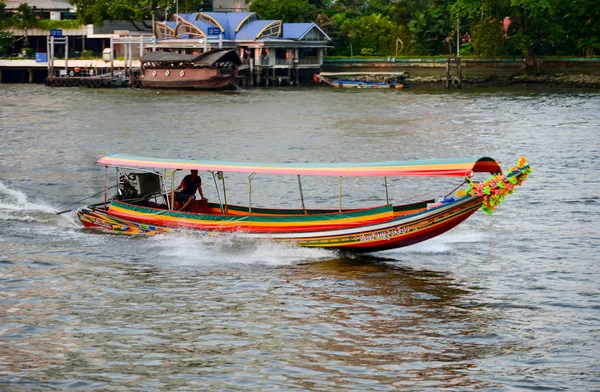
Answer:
[459,41,473,55]
[360,47,373,56]
[409,6,453,56]
[340,13,404,56]
[471,19,505,57]
[68,0,207,26]
[12,2,36,28]
[36,19,83,30]
[0,1,10,29]
[80,49,95,59]
[249,0,319,23]
[0,0,595,57]
[0,29,13,54]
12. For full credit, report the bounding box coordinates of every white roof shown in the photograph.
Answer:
[4,0,73,10]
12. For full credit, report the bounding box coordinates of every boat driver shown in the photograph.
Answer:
[174,169,205,211]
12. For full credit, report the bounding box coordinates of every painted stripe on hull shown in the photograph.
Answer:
[77,196,483,251]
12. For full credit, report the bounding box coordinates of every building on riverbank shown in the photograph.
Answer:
[153,11,332,86]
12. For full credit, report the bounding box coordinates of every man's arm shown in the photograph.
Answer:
[198,183,205,200]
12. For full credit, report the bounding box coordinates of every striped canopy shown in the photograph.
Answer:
[97,154,503,177]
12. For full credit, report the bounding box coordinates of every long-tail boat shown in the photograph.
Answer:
[77,154,531,252]
[314,73,406,89]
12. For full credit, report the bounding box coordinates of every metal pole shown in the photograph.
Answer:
[171,174,175,210]
[297,175,307,215]
[248,173,255,214]
[339,176,343,212]
[384,176,389,204]
[104,166,108,209]
[219,172,228,213]
[456,18,460,55]
[65,37,69,74]
[211,171,224,215]
[110,37,114,77]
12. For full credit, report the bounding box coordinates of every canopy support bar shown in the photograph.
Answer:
[211,171,225,215]
[339,176,343,212]
[297,175,307,215]
[384,176,389,204]
[248,173,256,215]
[218,171,228,214]
[161,169,178,211]
[104,165,108,210]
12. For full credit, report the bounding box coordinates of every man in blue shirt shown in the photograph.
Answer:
[174,169,205,211]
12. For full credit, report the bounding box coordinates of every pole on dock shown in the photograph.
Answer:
[65,37,69,74]
[457,57,462,88]
[445,58,451,88]
[110,37,114,77]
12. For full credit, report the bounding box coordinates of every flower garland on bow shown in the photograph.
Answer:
[466,156,532,215]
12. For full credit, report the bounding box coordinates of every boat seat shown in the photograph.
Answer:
[189,199,208,213]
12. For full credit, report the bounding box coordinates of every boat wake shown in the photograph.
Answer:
[379,230,487,256]
[147,233,337,267]
[0,182,77,228]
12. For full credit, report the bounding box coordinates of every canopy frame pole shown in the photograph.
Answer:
[248,173,256,215]
[297,175,307,215]
[210,171,224,215]
[104,165,108,210]
[218,171,228,214]
[160,169,179,211]
[384,176,389,204]
[171,173,176,210]
[339,176,343,212]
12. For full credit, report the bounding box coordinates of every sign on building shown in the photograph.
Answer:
[207,27,221,36]
[50,29,63,37]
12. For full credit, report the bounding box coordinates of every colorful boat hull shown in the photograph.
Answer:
[77,195,482,252]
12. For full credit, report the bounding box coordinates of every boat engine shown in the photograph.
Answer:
[115,172,163,201]
[116,173,139,200]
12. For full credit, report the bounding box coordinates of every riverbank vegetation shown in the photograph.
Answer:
[249,0,599,58]
[1,0,599,59]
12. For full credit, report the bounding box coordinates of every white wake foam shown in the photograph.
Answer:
[378,230,487,257]
[0,181,77,227]
[147,232,336,267]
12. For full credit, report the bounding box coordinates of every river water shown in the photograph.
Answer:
[0,84,599,390]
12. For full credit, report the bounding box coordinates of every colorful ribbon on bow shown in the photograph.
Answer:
[467,156,532,215]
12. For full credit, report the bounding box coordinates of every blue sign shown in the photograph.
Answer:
[50,29,63,37]
[35,52,47,63]
[207,27,221,36]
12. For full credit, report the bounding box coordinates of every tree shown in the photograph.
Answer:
[409,5,453,55]
[12,2,36,28]
[249,0,319,23]
[69,0,207,28]
[340,13,404,56]
[562,0,600,56]
[0,30,13,55]
[0,1,10,29]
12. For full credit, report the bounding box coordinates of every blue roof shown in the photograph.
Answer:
[282,23,313,39]
[200,12,230,37]
[167,12,329,42]
[177,13,199,21]
[176,20,217,37]
[235,20,280,40]
[225,12,257,40]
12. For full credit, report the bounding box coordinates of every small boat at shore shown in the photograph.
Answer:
[314,73,406,89]
[76,154,531,252]
[140,49,241,90]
